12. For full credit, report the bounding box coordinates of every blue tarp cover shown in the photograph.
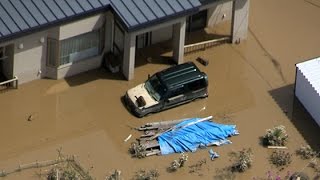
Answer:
[158,118,239,155]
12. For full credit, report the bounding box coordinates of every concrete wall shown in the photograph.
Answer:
[0,13,106,84]
[0,27,61,84]
[9,30,52,84]
[59,14,105,40]
[105,12,114,53]
[295,69,320,126]
[205,0,233,27]
[152,26,173,44]
[231,0,250,43]
[57,13,106,79]
[57,55,103,79]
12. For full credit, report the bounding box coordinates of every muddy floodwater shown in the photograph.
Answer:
[1,0,320,179]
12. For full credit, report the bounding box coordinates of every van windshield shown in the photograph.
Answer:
[145,75,166,101]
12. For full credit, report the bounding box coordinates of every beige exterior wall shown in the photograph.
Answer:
[152,26,173,44]
[0,28,59,84]
[0,13,106,85]
[57,55,102,79]
[57,13,106,80]
[59,14,105,40]
[205,0,233,27]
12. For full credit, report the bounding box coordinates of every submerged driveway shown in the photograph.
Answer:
[1,0,320,177]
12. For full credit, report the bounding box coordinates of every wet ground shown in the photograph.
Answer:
[1,0,320,179]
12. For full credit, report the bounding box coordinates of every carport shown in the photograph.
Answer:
[105,0,250,80]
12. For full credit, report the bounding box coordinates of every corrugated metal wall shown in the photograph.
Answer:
[295,58,320,127]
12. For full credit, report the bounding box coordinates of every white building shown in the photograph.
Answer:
[0,0,250,85]
[295,57,320,127]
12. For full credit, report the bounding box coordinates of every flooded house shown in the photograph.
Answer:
[0,0,249,86]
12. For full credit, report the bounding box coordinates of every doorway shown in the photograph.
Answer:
[0,45,14,81]
[186,10,208,33]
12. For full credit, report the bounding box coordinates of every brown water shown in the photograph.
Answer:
[1,0,320,179]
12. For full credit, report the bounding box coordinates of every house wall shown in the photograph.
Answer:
[151,26,173,44]
[57,55,103,79]
[105,12,114,53]
[5,30,55,84]
[205,0,233,27]
[146,0,233,46]
[57,13,106,79]
[231,0,250,43]
[295,69,320,126]
[0,13,106,84]
[59,14,105,40]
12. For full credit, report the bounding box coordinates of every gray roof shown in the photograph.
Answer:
[0,0,202,43]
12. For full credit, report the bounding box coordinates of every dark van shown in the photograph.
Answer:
[124,62,208,117]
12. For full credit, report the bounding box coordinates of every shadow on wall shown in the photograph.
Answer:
[269,84,320,151]
[64,67,125,87]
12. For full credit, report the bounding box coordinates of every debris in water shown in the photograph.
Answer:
[196,57,209,66]
[124,134,132,142]
[106,169,121,180]
[130,116,238,157]
[209,148,219,160]
[27,115,33,121]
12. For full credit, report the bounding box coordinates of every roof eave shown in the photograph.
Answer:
[0,6,110,44]
[126,7,200,33]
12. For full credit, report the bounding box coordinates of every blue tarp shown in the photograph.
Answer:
[158,118,239,155]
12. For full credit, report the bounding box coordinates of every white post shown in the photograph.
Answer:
[172,18,186,64]
[231,0,250,43]
[122,32,136,80]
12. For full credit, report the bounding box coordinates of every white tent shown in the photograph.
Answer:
[295,57,320,127]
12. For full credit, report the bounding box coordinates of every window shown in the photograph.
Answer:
[188,79,206,91]
[59,26,105,66]
[145,75,166,101]
[170,86,185,98]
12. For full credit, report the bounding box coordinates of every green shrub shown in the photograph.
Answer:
[129,142,147,159]
[269,150,292,167]
[231,148,253,172]
[263,125,288,146]
[133,169,159,180]
[296,145,318,159]
[169,153,188,172]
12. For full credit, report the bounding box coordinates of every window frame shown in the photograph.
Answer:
[58,24,105,67]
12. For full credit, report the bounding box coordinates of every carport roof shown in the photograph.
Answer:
[0,0,202,43]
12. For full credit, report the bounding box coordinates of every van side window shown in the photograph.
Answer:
[169,86,185,98]
[188,79,206,91]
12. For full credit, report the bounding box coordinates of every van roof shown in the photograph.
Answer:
[157,62,205,90]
